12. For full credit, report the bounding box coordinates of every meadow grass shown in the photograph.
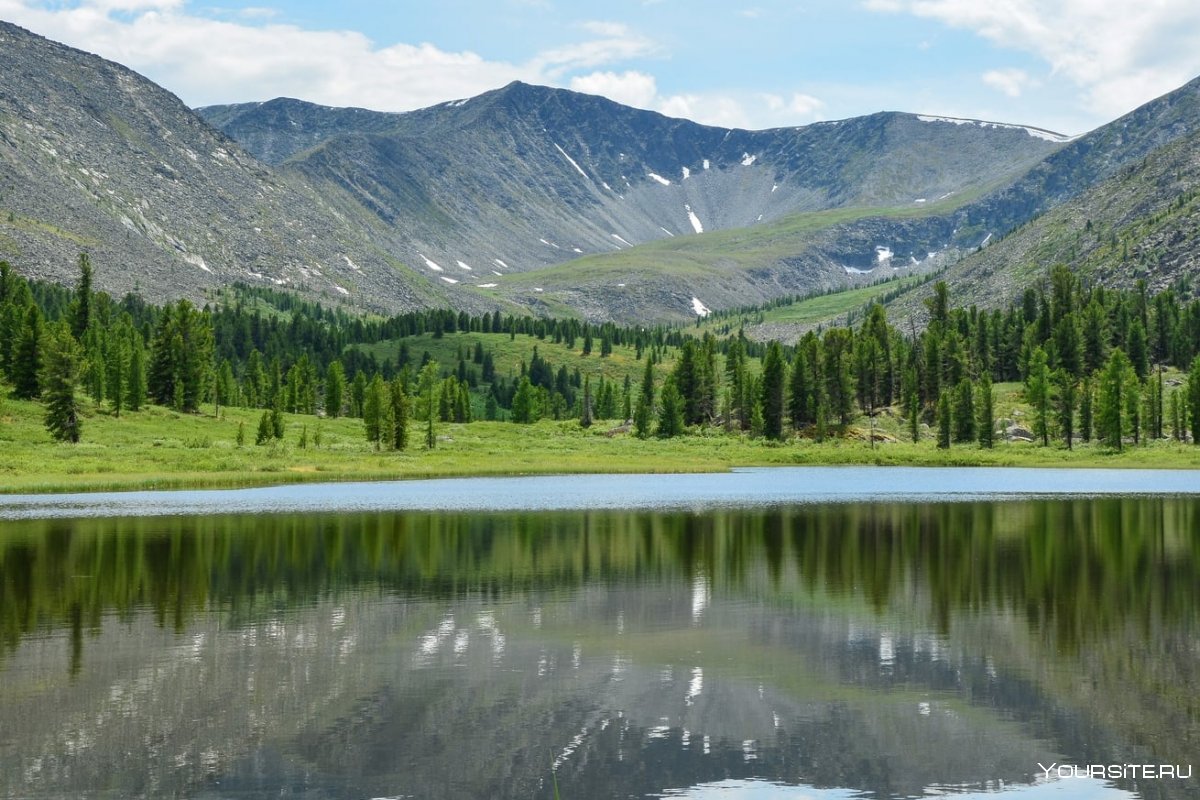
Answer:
[2,384,1199,495]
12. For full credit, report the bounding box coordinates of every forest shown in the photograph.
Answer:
[2,256,1200,454]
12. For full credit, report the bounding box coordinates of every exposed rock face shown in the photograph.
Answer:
[0,21,453,313]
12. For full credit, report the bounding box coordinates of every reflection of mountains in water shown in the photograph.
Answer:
[2,585,1060,799]
[0,501,1197,798]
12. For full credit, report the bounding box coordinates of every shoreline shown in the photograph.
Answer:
[5,465,1200,518]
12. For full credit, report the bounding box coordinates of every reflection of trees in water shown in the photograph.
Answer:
[0,500,1197,799]
[2,500,1197,658]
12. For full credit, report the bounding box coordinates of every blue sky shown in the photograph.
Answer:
[5,0,1200,135]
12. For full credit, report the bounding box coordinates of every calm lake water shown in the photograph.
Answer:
[0,469,1197,799]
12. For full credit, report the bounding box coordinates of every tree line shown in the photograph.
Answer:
[3,256,1200,451]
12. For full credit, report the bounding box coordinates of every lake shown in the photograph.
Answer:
[0,468,1196,799]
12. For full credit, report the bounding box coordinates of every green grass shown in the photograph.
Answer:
[2,381,1199,495]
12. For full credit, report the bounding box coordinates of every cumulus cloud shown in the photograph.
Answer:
[865,0,1200,118]
[981,68,1032,98]
[0,0,828,129]
[569,70,659,108]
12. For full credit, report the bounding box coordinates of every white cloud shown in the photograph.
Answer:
[570,70,659,108]
[865,0,1200,118]
[764,92,825,118]
[981,68,1031,98]
[0,1,656,110]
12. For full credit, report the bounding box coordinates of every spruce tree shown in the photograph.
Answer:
[255,411,272,445]
[1188,356,1200,445]
[391,378,409,450]
[1079,378,1093,442]
[936,390,951,449]
[907,389,920,443]
[364,374,386,448]
[656,380,685,438]
[1025,346,1051,446]
[580,374,593,428]
[71,253,93,341]
[324,360,346,418]
[951,378,975,443]
[633,357,654,439]
[12,304,42,399]
[126,341,145,412]
[1052,369,1076,449]
[976,375,994,449]
[40,321,82,443]
[236,420,246,447]
[760,341,786,440]
[1097,349,1136,450]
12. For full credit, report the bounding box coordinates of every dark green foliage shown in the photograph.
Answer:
[391,378,408,450]
[12,304,43,399]
[760,341,785,440]
[236,420,245,447]
[71,253,92,341]
[1079,378,1093,442]
[148,299,214,412]
[907,389,920,443]
[1098,349,1137,450]
[1052,369,1076,449]
[951,378,975,443]
[936,391,951,449]
[656,380,685,438]
[1025,346,1051,446]
[255,411,272,445]
[40,321,82,443]
[580,374,593,428]
[976,375,994,448]
[364,374,386,448]
[1188,356,1200,444]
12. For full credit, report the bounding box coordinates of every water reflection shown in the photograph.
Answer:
[0,500,1196,799]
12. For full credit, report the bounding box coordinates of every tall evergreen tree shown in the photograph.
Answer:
[1025,346,1051,446]
[1079,378,1093,442]
[580,374,593,428]
[1052,368,1076,449]
[634,356,655,439]
[391,378,409,451]
[71,253,93,341]
[936,390,951,449]
[656,380,685,438]
[324,360,346,418]
[1097,349,1137,450]
[976,375,994,449]
[951,378,975,443]
[364,374,386,448]
[40,321,82,443]
[760,341,786,440]
[12,304,43,399]
[1188,355,1200,445]
[126,339,146,413]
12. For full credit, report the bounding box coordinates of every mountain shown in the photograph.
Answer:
[521,74,1200,323]
[0,21,461,312]
[200,83,1065,313]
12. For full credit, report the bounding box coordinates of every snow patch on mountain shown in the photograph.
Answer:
[494,259,509,269]
[915,115,1073,143]
[691,297,711,317]
[648,172,671,186]
[685,204,704,234]
[612,233,633,247]
[440,276,459,284]
[553,142,591,182]
[875,246,894,263]
[456,260,472,271]
[420,254,443,271]
[659,227,675,237]
[682,166,690,180]
[741,153,757,166]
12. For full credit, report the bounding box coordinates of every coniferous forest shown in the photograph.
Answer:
[3,256,1200,459]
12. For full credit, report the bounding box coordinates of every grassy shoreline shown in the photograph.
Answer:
[3,397,1200,495]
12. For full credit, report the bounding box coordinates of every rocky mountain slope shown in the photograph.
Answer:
[0,21,459,312]
[200,83,1065,295]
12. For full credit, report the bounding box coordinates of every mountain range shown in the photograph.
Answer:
[3,19,1200,323]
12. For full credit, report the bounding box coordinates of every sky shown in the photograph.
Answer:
[4,0,1200,136]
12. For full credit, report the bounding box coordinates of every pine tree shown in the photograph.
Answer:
[255,410,272,445]
[236,420,246,447]
[907,389,920,443]
[324,360,345,418]
[580,374,593,428]
[1025,346,1051,446]
[40,321,82,443]
[976,375,994,449]
[364,374,386,448]
[1188,355,1200,445]
[391,378,409,450]
[633,357,654,439]
[106,336,127,418]
[1079,378,1093,442]
[760,341,786,440]
[951,378,975,443]
[126,341,145,412]
[1052,368,1076,449]
[12,304,42,399]
[298,424,308,449]
[271,404,284,440]
[1098,349,1137,450]
[418,361,440,449]
[936,390,951,449]
[657,380,685,438]
[71,253,93,341]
